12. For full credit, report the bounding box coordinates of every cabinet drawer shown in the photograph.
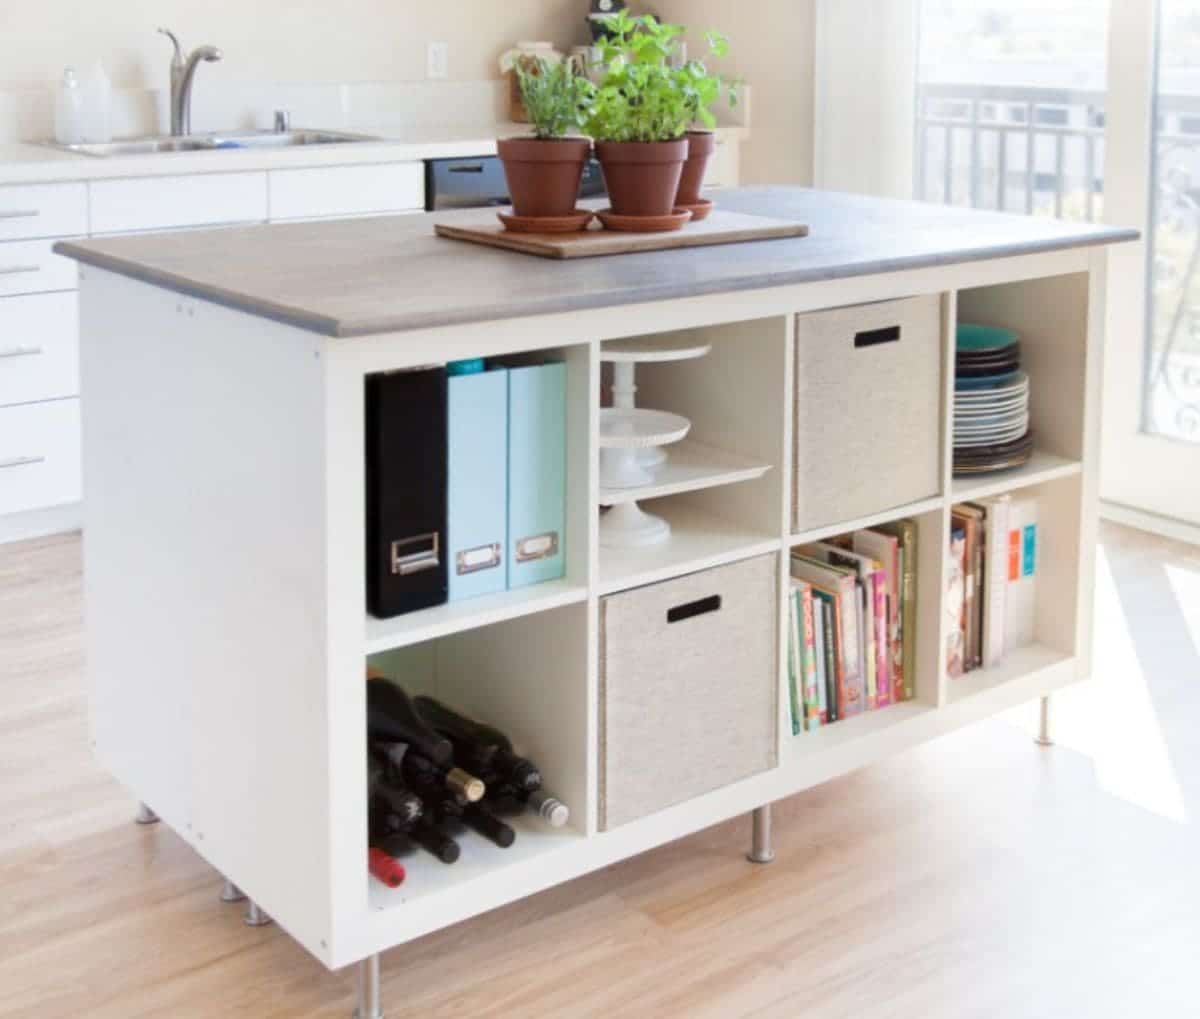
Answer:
[792,296,943,533]
[89,172,267,234]
[0,182,88,241]
[599,554,778,830]
[0,399,81,514]
[268,163,425,220]
[0,238,79,297]
[0,293,78,406]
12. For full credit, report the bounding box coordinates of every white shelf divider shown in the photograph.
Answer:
[364,580,589,655]
[599,502,781,595]
[599,439,772,506]
[950,449,1082,503]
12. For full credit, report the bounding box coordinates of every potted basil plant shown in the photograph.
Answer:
[584,11,695,225]
[497,57,596,221]
[675,32,740,211]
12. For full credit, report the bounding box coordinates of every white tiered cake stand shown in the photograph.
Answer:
[599,335,712,548]
[601,335,712,470]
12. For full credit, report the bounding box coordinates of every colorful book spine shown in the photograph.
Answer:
[799,583,820,730]
[786,585,802,735]
[811,588,840,723]
[1005,497,1039,651]
[875,519,917,701]
[870,569,891,708]
[947,526,967,679]
[812,597,829,724]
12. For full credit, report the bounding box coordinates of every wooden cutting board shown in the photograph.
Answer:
[434,208,810,259]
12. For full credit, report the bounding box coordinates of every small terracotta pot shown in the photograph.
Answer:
[676,130,716,206]
[497,136,592,219]
[594,138,689,219]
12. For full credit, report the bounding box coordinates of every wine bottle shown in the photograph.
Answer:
[462,803,516,848]
[414,696,542,793]
[410,817,461,864]
[368,847,406,888]
[367,678,453,767]
[373,741,485,803]
[490,782,570,829]
[371,779,462,866]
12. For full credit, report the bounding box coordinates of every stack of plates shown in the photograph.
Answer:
[954,325,1033,475]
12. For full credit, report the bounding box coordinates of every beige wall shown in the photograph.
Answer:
[3,0,816,183]
[651,0,816,186]
[0,1,591,90]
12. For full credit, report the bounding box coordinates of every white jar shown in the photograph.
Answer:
[54,68,85,145]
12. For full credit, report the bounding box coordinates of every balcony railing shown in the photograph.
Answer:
[916,81,1200,442]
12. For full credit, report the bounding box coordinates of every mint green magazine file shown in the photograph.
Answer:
[447,368,509,601]
[507,362,566,588]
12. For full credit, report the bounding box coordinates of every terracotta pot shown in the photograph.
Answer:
[497,136,592,219]
[676,130,716,206]
[594,138,689,219]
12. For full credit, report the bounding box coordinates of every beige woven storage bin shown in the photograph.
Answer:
[599,554,778,831]
[792,296,943,534]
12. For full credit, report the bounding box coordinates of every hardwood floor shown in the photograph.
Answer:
[1,524,1198,1018]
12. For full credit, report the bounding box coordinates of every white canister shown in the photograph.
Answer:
[81,60,113,144]
[54,68,85,145]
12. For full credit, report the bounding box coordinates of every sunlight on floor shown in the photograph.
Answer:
[1000,542,1191,824]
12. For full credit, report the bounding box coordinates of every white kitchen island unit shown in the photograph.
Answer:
[56,188,1134,1016]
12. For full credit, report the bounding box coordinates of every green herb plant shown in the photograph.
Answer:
[585,10,738,143]
[515,57,597,140]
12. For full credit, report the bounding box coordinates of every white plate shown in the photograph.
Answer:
[954,426,1030,448]
[954,382,1030,404]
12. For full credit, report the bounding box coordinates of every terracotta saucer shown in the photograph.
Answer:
[595,207,693,233]
[497,209,595,234]
[676,198,714,222]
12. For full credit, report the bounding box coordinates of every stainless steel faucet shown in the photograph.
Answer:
[157,28,222,137]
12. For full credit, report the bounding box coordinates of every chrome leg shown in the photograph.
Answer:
[353,954,383,1019]
[134,802,159,825]
[220,879,246,903]
[1035,695,1053,746]
[243,901,273,927]
[746,804,775,864]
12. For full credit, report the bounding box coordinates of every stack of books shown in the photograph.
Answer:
[946,496,1039,677]
[786,519,918,734]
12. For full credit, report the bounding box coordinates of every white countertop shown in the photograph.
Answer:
[0,125,748,187]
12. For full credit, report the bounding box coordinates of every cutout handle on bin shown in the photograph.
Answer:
[667,594,722,624]
[854,325,901,349]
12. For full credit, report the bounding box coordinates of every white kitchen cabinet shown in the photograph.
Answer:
[0,183,88,241]
[0,398,81,515]
[267,163,425,221]
[89,173,268,234]
[0,238,80,297]
[0,293,79,407]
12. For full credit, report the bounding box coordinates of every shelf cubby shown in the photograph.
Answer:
[366,600,592,903]
[943,472,1087,703]
[363,340,595,656]
[954,271,1091,478]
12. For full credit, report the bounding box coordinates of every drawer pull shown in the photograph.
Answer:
[854,325,901,348]
[0,345,43,359]
[448,164,485,173]
[0,210,39,221]
[667,594,722,624]
[0,264,40,276]
[0,455,45,469]
[390,532,440,576]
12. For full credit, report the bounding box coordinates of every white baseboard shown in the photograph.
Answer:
[0,502,82,544]
[1100,500,1200,547]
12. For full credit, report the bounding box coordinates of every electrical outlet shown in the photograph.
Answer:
[427,42,449,80]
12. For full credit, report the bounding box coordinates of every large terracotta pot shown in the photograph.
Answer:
[594,138,689,218]
[676,130,716,206]
[497,136,592,218]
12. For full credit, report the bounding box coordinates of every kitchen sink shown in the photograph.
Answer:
[46,129,378,157]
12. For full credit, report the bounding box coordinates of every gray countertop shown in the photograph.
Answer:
[55,187,1136,338]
